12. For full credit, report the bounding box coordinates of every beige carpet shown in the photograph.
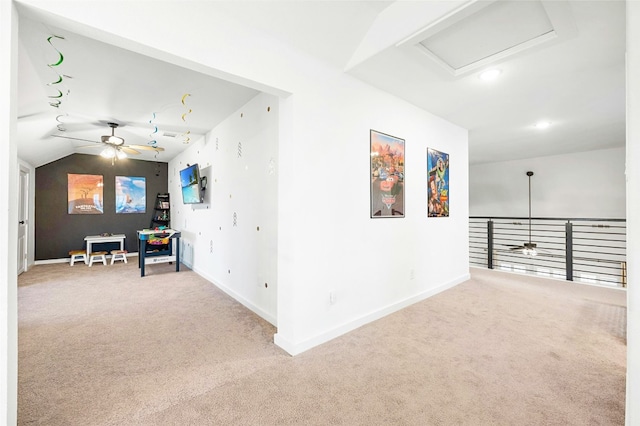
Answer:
[18,261,626,425]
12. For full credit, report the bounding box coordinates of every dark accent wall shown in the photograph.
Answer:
[35,153,168,260]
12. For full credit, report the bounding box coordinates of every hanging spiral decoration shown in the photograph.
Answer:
[181,93,192,144]
[182,130,191,145]
[148,112,158,147]
[55,114,67,132]
[181,93,192,121]
[46,35,71,109]
[46,34,73,135]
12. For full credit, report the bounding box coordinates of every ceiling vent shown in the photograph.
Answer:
[163,132,177,138]
[401,0,574,77]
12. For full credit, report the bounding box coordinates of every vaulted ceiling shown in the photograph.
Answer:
[16,1,626,167]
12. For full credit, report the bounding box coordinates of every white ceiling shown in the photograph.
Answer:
[15,1,626,167]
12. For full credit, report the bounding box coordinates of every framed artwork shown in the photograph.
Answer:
[427,148,449,217]
[68,174,104,214]
[370,129,405,218]
[115,176,146,213]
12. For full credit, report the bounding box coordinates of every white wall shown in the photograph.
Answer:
[169,92,279,324]
[470,147,626,219]
[274,71,469,354]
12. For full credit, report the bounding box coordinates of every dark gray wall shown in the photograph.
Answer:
[35,153,168,260]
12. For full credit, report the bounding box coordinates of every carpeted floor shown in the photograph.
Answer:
[18,261,626,425]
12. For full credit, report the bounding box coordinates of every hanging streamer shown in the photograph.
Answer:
[46,35,65,105]
[47,35,65,67]
[181,93,192,122]
[148,112,158,146]
[180,93,193,144]
[55,114,68,132]
[47,75,63,85]
[45,35,72,110]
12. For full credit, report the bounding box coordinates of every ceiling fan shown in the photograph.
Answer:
[52,121,165,161]
[505,171,539,257]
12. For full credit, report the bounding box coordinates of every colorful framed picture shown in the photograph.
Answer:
[115,176,146,214]
[68,174,104,214]
[370,129,405,218]
[427,148,449,217]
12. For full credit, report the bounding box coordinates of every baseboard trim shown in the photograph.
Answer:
[192,266,277,327]
[34,259,68,265]
[274,272,471,356]
[34,252,139,266]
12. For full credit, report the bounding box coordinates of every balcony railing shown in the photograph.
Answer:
[469,217,627,288]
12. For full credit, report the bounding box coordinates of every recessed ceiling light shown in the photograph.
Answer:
[534,121,551,129]
[479,69,502,81]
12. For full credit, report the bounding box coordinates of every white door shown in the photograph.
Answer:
[17,168,28,274]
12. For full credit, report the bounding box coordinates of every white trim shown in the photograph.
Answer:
[192,266,277,327]
[34,252,139,265]
[414,31,557,77]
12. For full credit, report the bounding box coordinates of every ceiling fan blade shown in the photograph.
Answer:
[51,134,101,144]
[126,144,165,152]
[57,122,101,132]
[121,147,140,155]
[18,110,50,120]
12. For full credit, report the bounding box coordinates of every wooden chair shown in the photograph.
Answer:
[69,250,88,266]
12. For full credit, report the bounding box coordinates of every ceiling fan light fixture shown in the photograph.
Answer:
[109,135,125,145]
[100,147,115,158]
[116,150,127,160]
[523,242,537,257]
[102,122,125,145]
[101,134,125,145]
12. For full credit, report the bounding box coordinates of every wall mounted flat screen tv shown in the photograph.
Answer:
[179,163,204,204]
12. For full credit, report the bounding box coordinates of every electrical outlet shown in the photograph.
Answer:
[329,291,336,305]
[410,269,415,280]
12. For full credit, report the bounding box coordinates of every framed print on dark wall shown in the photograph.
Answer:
[115,176,146,214]
[370,129,405,218]
[427,147,449,217]
[67,174,104,214]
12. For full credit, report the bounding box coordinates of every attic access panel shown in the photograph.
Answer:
[415,0,557,76]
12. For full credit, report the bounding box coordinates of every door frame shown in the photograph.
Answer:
[17,165,29,274]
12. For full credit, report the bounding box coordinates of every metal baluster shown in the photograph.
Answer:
[565,221,573,281]
[488,220,494,269]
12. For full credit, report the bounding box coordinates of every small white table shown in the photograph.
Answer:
[84,234,126,256]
